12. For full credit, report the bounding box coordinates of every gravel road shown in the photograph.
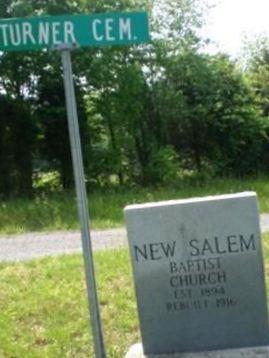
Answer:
[0,228,127,262]
[1,214,269,263]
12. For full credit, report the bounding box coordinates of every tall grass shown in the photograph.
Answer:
[1,176,269,235]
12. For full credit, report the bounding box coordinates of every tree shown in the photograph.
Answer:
[244,37,269,117]
[2,0,265,195]
[35,53,90,189]
[147,50,267,176]
[0,96,37,198]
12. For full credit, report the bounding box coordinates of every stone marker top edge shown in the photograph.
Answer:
[124,191,257,212]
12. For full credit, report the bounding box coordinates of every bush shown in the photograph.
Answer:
[145,146,180,184]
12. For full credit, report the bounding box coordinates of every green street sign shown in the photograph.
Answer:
[0,12,150,52]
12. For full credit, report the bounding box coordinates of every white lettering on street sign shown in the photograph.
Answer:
[119,18,132,40]
[0,20,78,48]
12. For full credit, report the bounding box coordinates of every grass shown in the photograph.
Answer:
[0,249,139,358]
[1,233,269,357]
[2,176,269,234]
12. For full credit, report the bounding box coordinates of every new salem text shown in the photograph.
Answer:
[0,12,149,51]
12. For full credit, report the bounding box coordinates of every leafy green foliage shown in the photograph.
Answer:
[145,146,180,184]
[1,0,269,197]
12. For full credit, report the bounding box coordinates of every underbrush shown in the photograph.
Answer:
[1,176,269,235]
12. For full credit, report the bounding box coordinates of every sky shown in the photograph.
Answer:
[200,0,269,57]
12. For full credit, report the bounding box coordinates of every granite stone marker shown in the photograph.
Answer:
[124,192,269,356]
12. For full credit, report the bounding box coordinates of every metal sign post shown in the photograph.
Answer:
[61,47,106,358]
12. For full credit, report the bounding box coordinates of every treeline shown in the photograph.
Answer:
[1,0,269,198]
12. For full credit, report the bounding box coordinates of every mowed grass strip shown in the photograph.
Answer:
[0,249,139,358]
[2,176,269,235]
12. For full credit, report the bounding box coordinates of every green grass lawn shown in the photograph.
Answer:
[2,176,269,235]
[1,234,269,357]
[0,249,139,358]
